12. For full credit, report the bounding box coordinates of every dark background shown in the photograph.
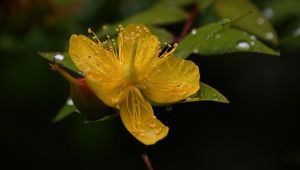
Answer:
[1,0,300,169]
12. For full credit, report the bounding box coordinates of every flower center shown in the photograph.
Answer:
[124,64,138,84]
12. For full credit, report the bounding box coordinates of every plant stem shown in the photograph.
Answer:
[141,153,154,170]
[174,5,198,43]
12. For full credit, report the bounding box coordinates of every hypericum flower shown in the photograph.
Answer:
[69,24,200,145]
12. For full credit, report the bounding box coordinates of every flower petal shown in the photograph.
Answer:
[69,34,125,107]
[119,87,169,145]
[117,24,161,75]
[69,34,119,75]
[142,56,200,104]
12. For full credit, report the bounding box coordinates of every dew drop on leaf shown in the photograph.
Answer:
[250,35,256,40]
[191,29,197,35]
[66,98,74,106]
[54,54,64,61]
[265,32,274,40]
[256,17,265,25]
[236,41,250,50]
[215,34,221,39]
[193,49,199,54]
[262,7,274,19]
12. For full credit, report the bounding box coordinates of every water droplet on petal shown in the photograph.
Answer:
[191,29,197,35]
[149,123,156,128]
[165,105,172,111]
[54,54,64,61]
[265,32,274,40]
[236,41,250,50]
[257,17,265,25]
[263,7,274,19]
[66,98,74,105]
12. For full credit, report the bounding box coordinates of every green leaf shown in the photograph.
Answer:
[175,22,279,59]
[184,82,229,103]
[214,0,278,44]
[160,0,196,7]
[197,0,214,11]
[83,113,119,123]
[53,99,79,123]
[278,20,300,50]
[38,52,81,74]
[122,3,188,25]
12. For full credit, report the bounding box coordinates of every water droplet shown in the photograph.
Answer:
[250,35,256,40]
[293,27,300,37]
[191,29,197,35]
[263,7,273,19]
[265,32,274,40]
[165,105,172,111]
[236,41,250,50]
[54,54,64,61]
[205,34,211,40]
[139,132,145,137]
[185,97,192,102]
[66,98,74,105]
[149,123,156,128]
[257,17,265,25]
[102,25,108,31]
[220,18,231,26]
[215,34,221,39]
[250,41,255,46]
[193,49,199,54]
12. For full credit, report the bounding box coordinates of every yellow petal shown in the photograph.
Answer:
[85,73,128,107]
[69,34,119,75]
[117,24,161,75]
[142,56,200,104]
[69,34,125,107]
[119,87,169,145]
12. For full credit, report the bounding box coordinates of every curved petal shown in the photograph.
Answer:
[142,56,200,104]
[117,24,161,75]
[119,87,169,145]
[69,34,125,107]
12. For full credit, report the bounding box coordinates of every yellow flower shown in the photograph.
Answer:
[69,24,200,145]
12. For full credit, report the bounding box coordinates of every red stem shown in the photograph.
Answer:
[174,5,198,43]
[141,153,154,170]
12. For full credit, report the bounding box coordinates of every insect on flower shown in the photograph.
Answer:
[69,24,200,145]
